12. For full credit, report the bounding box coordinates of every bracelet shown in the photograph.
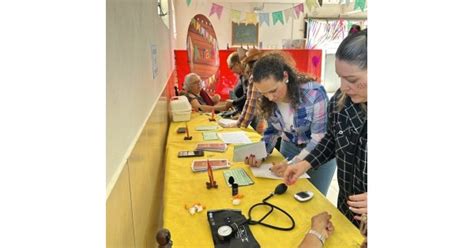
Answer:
[308,229,325,245]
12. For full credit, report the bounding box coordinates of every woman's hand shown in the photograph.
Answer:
[270,162,288,177]
[244,154,263,167]
[311,212,334,239]
[347,192,367,221]
[283,160,312,185]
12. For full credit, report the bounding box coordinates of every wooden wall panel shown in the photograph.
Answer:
[107,72,172,248]
[106,164,135,248]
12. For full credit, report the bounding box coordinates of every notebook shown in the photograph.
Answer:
[191,159,230,172]
[196,143,227,152]
[223,168,254,187]
[233,141,267,162]
[202,132,219,141]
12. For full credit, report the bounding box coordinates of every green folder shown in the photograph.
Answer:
[202,131,219,141]
[223,168,254,187]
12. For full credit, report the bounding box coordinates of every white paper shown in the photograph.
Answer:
[250,163,310,180]
[233,141,267,162]
[218,118,238,127]
[218,131,252,144]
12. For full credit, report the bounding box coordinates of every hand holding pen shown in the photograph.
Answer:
[270,157,294,177]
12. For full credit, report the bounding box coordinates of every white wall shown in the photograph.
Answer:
[174,1,306,49]
[106,0,176,193]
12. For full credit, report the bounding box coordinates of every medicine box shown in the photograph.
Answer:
[170,96,192,122]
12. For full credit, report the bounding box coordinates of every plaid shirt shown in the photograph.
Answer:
[236,76,260,128]
[304,89,367,227]
[263,82,328,161]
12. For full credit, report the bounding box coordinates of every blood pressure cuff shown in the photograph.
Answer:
[207,209,260,248]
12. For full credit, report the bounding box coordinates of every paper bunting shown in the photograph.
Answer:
[231,9,241,23]
[283,8,295,23]
[354,0,366,11]
[245,12,257,24]
[258,13,270,26]
[209,3,224,19]
[272,11,284,25]
[294,3,304,18]
[306,0,317,12]
[186,0,192,6]
[339,0,349,4]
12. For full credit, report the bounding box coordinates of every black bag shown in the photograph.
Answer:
[207,209,260,248]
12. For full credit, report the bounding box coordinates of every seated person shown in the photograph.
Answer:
[299,212,334,248]
[183,73,232,112]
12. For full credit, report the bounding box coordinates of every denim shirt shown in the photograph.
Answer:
[262,81,329,161]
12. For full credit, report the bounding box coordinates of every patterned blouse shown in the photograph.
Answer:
[262,81,329,161]
[304,89,367,227]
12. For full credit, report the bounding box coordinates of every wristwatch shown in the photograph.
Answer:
[308,229,325,245]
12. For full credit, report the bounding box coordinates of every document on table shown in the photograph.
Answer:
[217,131,252,144]
[196,125,219,131]
[233,141,267,162]
[202,131,219,141]
[218,118,238,127]
[250,163,310,180]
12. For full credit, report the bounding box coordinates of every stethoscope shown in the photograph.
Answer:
[247,183,295,231]
[217,184,295,241]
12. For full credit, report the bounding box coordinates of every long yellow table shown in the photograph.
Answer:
[163,113,363,247]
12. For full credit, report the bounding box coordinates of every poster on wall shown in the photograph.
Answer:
[150,44,158,80]
[186,14,220,92]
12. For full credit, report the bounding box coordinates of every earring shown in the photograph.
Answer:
[285,79,289,84]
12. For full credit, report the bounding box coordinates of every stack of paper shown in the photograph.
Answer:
[232,141,267,162]
[195,125,219,131]
[196,143,228,152]
[217,132,252,144]
[250,163,310,180]
[192,159,230,172]
[218,118,238,127]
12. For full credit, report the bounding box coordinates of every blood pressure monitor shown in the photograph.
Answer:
[217,225,235,241]
[294,191,314,202]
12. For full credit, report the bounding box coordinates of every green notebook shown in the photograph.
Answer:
[202,131,219,141]
[223,168,254,187]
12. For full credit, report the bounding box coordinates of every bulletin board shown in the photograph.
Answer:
[231,22,258,46]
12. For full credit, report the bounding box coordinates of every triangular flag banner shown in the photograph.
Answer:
[231,9,241,23]
[259,13,270,26]
[354,0,366,11]
[245,12,257,24]
[339,0,349,4]
[186,0,191,6]
[283,8,294,23]
[306,0,316,12]
[294,3,304,18]
[272,11,284,25]
[209,3,224,19]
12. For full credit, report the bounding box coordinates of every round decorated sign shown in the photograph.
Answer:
[186,14,220,85]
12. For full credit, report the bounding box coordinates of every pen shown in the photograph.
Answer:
[269,157,293,171]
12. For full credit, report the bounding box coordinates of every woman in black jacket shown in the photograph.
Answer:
[284,30,367,227]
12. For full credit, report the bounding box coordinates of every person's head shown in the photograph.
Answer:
[335,29,367,108]
[241,48,265,79]
[183,73,202,95]
[348,24,361,35]
[227,52,243,75]
[252,52,314,118]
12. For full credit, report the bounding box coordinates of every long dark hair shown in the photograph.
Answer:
[252,53,315,119]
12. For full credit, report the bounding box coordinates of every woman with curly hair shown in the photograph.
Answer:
[244,52,337,196]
